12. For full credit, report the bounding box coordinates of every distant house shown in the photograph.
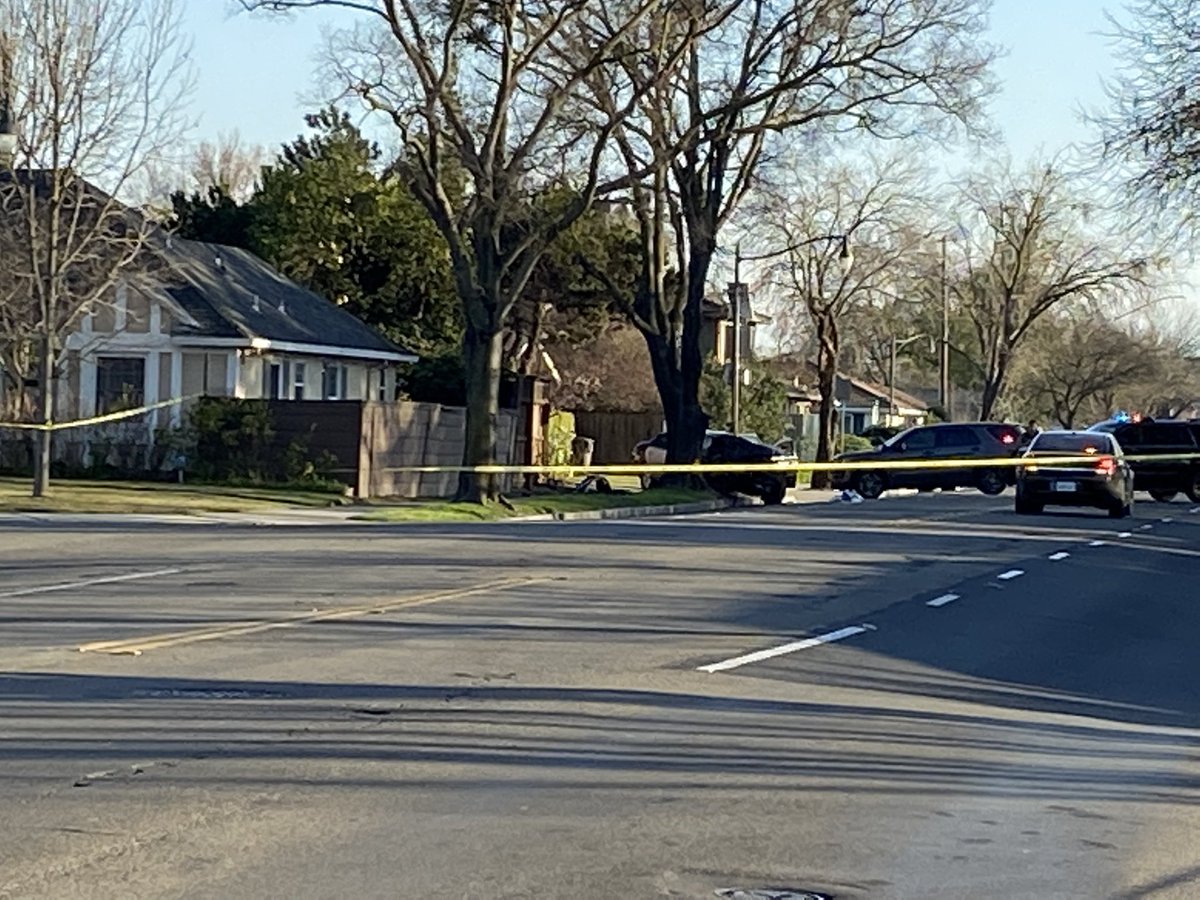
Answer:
[54,235,417,433]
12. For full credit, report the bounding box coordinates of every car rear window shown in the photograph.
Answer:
[1031,433,1113,454]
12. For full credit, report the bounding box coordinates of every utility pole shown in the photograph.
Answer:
[889,334,897,421]
[728,246,745,435]
[939,234,950,420]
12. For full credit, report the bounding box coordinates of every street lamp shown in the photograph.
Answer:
[727,233,851,435]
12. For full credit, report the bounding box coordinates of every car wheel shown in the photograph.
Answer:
[1109,496,1133,519]
[977,469,1007,496]
[1186,474,1200,503]
[1149,489,1178,503]
[856,472,886,500]
[758,477,787,506]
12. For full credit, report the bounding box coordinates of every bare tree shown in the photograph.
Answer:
[953,160,1152,421]
[239,0,673,502]
[763,153,930,485]
[1016,314,1156,428]
[0,0,192,495]
[187,130,266,201]
[1096,0,1200,237]
[578,0,994,467]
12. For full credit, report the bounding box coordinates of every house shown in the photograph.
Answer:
[55,235,417,433]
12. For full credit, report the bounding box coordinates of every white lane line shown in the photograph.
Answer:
[1191,507,1200,514]
[1089,540,1106,547]
[1118,532,1133,538]
[997,569,1025,581]
[0,568,184,599]
[1048,551,1070,561]
[927,593,961,608]
[1161,517,1174,524]
[1138,524,1154,531]
[698,625,870,674]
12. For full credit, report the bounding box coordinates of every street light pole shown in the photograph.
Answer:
[939,234,950,419]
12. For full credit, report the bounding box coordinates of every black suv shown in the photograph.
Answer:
[832,422,1023,500]
[1087,419,1200,502]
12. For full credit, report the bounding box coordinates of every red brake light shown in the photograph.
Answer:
[1001,433,1015,445]
[1095,456,1116,476]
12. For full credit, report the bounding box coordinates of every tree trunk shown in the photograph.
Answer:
[32,333,54,498]
[456,319,504,503]
[643,328,708,471]
[812,314,839,490]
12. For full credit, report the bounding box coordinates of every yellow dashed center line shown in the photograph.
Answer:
[77,576,547,656]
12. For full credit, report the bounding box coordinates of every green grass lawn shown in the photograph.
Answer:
[357,487,716,522]
[0,477,715,520]
[0,477,352,515]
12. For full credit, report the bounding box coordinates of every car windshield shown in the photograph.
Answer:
[1031,433,1113,454]
[881,428,916,449]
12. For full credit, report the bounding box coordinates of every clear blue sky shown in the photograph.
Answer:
[189,0,1124,161]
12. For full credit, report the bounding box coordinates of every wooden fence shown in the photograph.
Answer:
[571,410,664,464]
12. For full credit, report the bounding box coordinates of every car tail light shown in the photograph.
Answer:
[1095,456,1116,477]
[1001,432,1016,445]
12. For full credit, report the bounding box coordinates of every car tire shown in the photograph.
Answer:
[977,469,1007,496]
[856,472,886,500]
[1186,474,1200,503]
[1109,497,1133,519]
[1149,489,1178,503]
[758,477,787,506]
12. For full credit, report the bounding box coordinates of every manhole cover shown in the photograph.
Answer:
[715,891,832,900]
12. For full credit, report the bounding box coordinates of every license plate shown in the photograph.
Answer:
[1054,481,1077,492]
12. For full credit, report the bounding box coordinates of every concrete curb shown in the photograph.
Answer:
[513,495,758,523]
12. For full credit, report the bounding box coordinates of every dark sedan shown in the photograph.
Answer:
[1015,430,1134,518]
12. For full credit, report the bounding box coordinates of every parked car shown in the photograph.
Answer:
[1015,430,1134,518]
[632,430,797,504]
[830,422,1023,500]
[1087,418,1200,502]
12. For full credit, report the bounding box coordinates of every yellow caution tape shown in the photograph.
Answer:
[0,395,199,432]
[379,452,1200,476]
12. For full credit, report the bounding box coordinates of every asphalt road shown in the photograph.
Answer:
[1,490,1199,899]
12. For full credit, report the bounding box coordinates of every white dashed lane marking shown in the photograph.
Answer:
[1118,532,1133,538]
[927,593,961,608]
[1048,551,1070,561]
[1138,524,1154,531]
[1089,540,1106,547]
[997,569,1025,581]
[698,625,872,673]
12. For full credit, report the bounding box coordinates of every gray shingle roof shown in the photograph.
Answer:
[158,238,415,359]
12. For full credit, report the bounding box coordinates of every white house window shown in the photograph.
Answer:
[322,362,348,400]
[96,356,145,414]
[263,360,285,400]
[293,362,306,400]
